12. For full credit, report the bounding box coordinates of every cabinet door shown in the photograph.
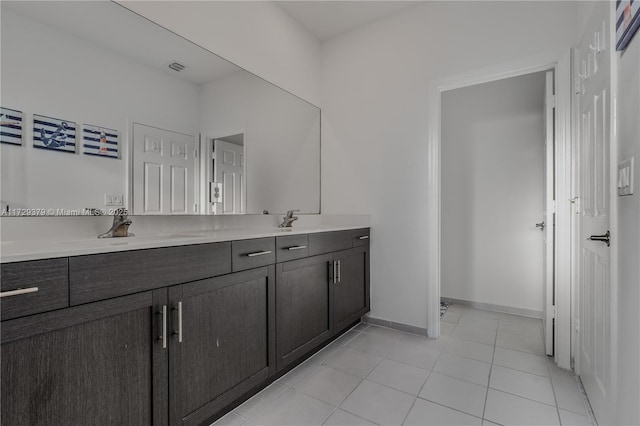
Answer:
[169,266,275,426]
[276,253,334,371]
[0,290,168,426]
[334,246,370,334]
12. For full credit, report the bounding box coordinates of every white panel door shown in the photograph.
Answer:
[576,3,614,424]
[133,124,197,215]
[543,70,556,356]
[214,139,244,214]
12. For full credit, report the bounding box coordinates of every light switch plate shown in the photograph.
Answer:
[617,157,634,196]
[104,194,124,206]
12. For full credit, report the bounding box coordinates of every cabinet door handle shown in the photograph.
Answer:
[330,261,337,284]
[247,250,272,257]
[0,287,39,298]
[358,235,369,240]
[178,301,183,343]
[173,301,183,343]
[158,305,167,349]
[337,260,341,283]
[287,245,307,251]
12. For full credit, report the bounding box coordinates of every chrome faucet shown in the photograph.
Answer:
[98,209,134,238]
[279,209,299,228]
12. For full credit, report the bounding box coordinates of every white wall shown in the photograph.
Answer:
[441,72,545,314]
[200,71,320,214]
[0,7,199,212]
[320,1,581,329]
[118,1,321,106]
[615,24,640,426]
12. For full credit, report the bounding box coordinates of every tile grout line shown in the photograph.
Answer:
[236,324,366,425]
[317,326,388,426]
[480,315,499,423]
[575,375,598,425]
[546,354,565,425]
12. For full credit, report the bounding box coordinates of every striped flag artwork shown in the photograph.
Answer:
[33,114,76,153]
[616,0,640,51]
[0,107,23,145]
[82,124,119,159]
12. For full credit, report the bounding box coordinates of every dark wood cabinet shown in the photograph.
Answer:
[0,290,168,426]
[333,246,370,334]
[0,258,69,321]
[275,253,334,371]
[1,228,369,425]
[167,266,275,426]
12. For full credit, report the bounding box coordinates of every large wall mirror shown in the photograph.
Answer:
[0,1,320,216]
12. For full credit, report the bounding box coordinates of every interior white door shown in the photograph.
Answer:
[132,124,197,215]
[577,3,615,424]
[542,70,556,356]
[214,139,244,214]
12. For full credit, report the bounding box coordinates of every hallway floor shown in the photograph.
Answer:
[213,305,593,425]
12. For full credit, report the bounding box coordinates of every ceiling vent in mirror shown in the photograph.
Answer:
[167,61,186,72]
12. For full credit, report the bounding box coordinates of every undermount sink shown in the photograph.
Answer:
[57,234,208,248]
[133,234,208,240]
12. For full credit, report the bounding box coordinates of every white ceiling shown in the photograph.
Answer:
[5,1,240,86]
[275,1,418,41]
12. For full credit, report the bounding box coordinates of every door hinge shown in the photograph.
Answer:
[550,200,557,214]
[570,196,580,214]
[194,149,198,158]
[552,305,556,319]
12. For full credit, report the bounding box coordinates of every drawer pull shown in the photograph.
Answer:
[247,250,272,257]
[287,245,307,251]
[358,236,369,240]
[0,287,39,298]
[337,260,341,283]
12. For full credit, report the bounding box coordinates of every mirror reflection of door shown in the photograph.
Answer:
[132,123,198,215]
[207,135,245,215]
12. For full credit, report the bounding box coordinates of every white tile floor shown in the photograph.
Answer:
[212,305,594,426]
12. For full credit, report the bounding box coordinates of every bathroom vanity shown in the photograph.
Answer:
[0,227,370,425]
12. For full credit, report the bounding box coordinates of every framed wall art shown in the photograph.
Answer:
[616,0,640,51]
[0,107,23,145]
[82,124,119,158]
[33,114,76,153]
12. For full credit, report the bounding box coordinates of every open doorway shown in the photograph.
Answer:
[439,71,555,356]
[426,50,573,369]
[201,133,246,215]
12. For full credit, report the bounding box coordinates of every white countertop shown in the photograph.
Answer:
[0,225,369,263]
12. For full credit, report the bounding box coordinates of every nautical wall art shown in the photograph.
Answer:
[33,114,76,153]
[82,124,119,159]
[0,107,23,145]
[617,0,640,51]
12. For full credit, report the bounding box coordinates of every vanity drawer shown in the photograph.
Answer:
[276,234,309,263]
[308,231,353,256]
[351,229,370,247]
[232,238,276,272]
[1,258,69,321]
[69,242,231,305]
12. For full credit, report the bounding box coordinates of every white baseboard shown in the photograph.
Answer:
[362,314,429,336]
[441,297,543,319]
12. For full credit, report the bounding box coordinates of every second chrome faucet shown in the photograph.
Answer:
[279,210,299,228]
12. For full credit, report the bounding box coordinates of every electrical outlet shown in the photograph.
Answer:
[104,194,124,206]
